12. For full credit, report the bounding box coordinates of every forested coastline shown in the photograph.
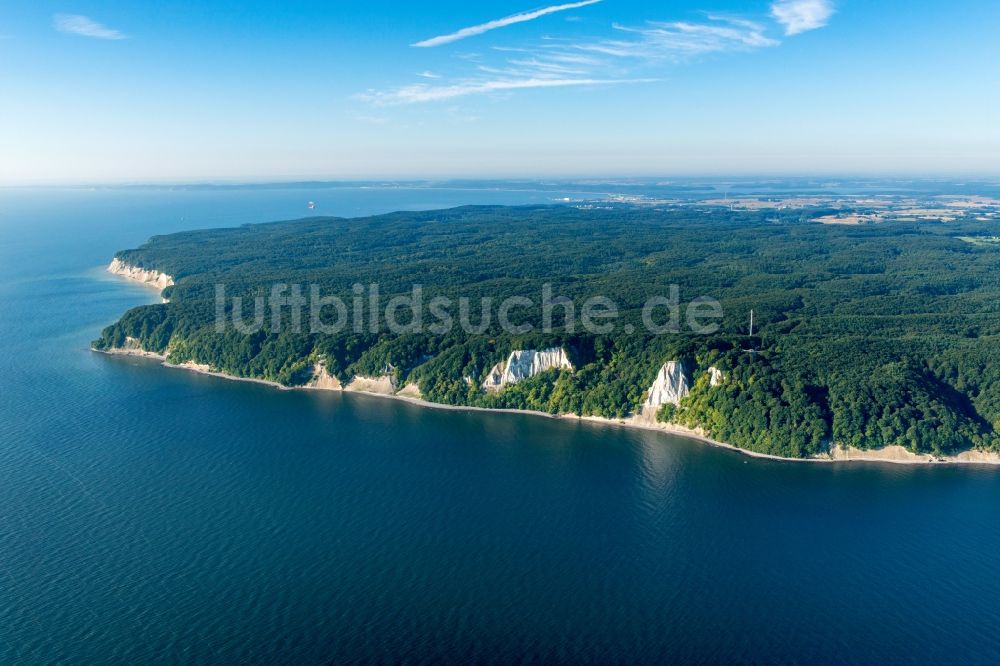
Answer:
[95,204,1000,458]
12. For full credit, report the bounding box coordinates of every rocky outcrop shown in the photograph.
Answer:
[107,258,174,290]
[304,360,342,391]
[303,358,416,397]
[708,366,725,387]
[122,335,144,352]
[483,348,573,391]
[483,364,505,389]
[397,383,423,399]
[345,374,398,395]
[101,336,167,360]
[644,361,691,408]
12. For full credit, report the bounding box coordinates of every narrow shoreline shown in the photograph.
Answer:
[93,348,1000,467]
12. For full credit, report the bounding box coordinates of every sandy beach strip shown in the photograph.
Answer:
[94,347,1000,467]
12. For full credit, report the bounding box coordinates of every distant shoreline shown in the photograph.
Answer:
[93,347,1000,467]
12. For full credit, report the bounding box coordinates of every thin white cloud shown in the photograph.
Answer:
[359,76,650,105]
[506,58,591,76]
[413,0,603,48]
[770,0,835,36]
[54,14,126,40]
[575,16,778,60]
[363,11,782,106]
[494,48,602,67]
[417,71,442,79]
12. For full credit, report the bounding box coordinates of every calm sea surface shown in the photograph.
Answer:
[1,187,999,664]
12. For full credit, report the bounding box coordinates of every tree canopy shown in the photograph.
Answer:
[95,204,1000,457]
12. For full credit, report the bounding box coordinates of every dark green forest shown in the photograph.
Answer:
[95,204,1000,458]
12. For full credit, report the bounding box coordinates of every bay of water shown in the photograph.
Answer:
[1,186,999,664]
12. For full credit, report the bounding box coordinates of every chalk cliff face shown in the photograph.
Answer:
[708,366,725,387]
[644,361,691,408]
[483,348,574,390]
[345,374,398,395]
[102,336,167,359]
[107,258,174,290]
[397,383,423,399]
[122,336,143,352]
[304,360,343,391]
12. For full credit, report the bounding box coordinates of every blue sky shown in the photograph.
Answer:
[2,1,999,184]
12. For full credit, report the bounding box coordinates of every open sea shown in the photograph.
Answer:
[1,186,999,664]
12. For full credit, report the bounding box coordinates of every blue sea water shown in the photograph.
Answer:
[1,186,1000,664]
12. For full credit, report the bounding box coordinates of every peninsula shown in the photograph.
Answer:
[97,204,1000,463]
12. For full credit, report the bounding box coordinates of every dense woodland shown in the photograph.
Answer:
[95,204,1000,458]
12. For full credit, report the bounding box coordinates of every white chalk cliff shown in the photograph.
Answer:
[107,258,174,290]
[345,374,398,395]
[304,360,343,391]
[644,361,691,408]
[708,366,725,387]
[483,348,574,390]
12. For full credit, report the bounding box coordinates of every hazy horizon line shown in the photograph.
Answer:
[4,172,1000,190]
